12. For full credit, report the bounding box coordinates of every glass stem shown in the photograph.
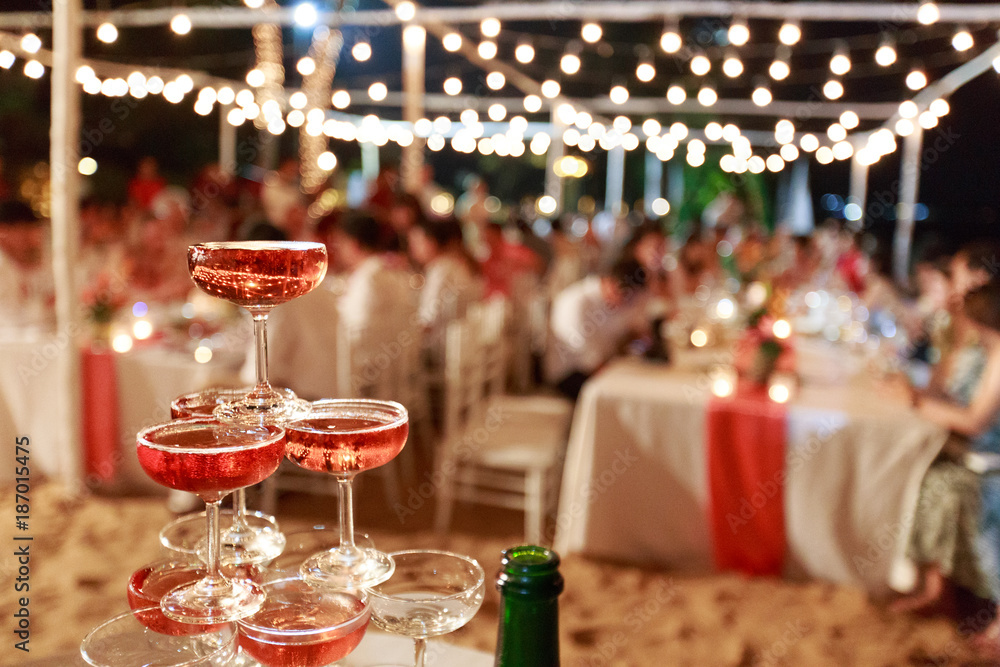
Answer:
[232,488,248,530]
[337,476,355,549]
[414,637,427,667]
[205,499,223,581]
[252,313,270,395]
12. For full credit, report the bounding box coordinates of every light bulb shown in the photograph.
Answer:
[906,69,927,90]
[478,41,497,60]
[610,85,629,104]
[827,123,847,142]
[96,23,118,44]
[723,56,743,78]
[515,43,534,63]
[641,119,661,137]
[705,123,723,141]
[952,29,974,52]
[830,53,851,76]
[697,86,717,106]
[297,56,316,76]
[541,80,560,99]
[170,14,192,35]
[581,22,602,43]
[930,98,950,117]
[875,44,897,66]
[823,79,844,99]
[752,86,772,106]
[481,18,501,38]
[728,20,749,46]
[523,94,543,112]
[561,53,581,75]
[778,22,801,46]
[442,33,462,52]
[917,2,939,25]
[486,71,505,90]
[331,90,350,109]
[294,3,319,27]
[769,58,790,81]
[840,110,859,129]
[690,55,711,76]
[636,62,656,82]
[395,1,416,22]
[660,28,682,53]
[352,41,371,62]
[368,81,387,101]
[443,77,462,95]
[799,133,819,152]
[666,85,686,105]
[899,100,919,118]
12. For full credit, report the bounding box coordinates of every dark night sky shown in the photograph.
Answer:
[0,1,998,249]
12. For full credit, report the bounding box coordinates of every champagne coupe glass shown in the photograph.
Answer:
[127,558,233,637]
[267,526,376,582]
[187,241,328,424]
[236,577,370,667]
[137,417,285,623]
[286,399,408,589]
[162,387,292,565]
[80,607,237,667]
[367,550,486,667]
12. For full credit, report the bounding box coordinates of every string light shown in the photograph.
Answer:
[541,79,561,98]
[574,112,593,129]
[75,64,95,83]
[832,141,854,160]
[906,69,927,90]
[704,122,723,141]
[660,22,682,53]
[561,53,581,75]
[839,110,859,129]
[830,46,851,75]
[779,144,799,161]
[728,18,750,46]
[515,42,535,63]
[895,118,915,136]
[524,94,543,112]
[690,54,711,76]
[331,90,350,109]
[481,18,501,38]
[722,123,741,142]
[96,23,118,44]
[641,118,661,137]
[610,85,629,104]
[245,0,264,8]
[952,28,974,52]
[146,76,164,95]
[752,83,772,106]
[899,100,918,118]
[486,103,505,121]
[442,32,462,52]
[827,123,847,142]
[395,1,416,21]
[775,119,795,144]
[287,109,305,127]
[816,146,834,164]
[779,22,801,46]
[317,151,338,171]
[930,98,950,116]
[170,14,192,35]
[799,133,819,152]
[581,22,602,43]
[23,60,43,79]
[443,76,462,95]
[246,68,265,87]
[875,39,897,66]
[352,40,371,61]
[293,3,319,27]
[21,33,42,55]
[723,52,744,78]
[666,85,686,104]
[478,41,497,60]
[697,85,717,106]
[0,51,14,69]
[486,71,505,90]
[769,48,791,80]
[823,79,844,99]
[917,2,939,25]
[368,81,388,101]
[918,111,938,129]
[614,116,632,133]
[636,60,656,82]
[297,56,316,76]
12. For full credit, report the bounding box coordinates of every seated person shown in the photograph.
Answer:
[408,216,483,363]
[0,201,53,329]
[545,257,649,400]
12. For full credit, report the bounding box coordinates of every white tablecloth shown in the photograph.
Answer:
[0,329,240,488]
[553,340,948,594]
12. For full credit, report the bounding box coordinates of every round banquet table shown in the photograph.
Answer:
[553,338,949,594]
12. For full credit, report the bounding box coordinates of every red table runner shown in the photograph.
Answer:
[81,347,120,483]
[706,381,788,576]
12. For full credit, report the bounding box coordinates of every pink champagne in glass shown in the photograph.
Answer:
[187,241,328,424]
[285,400,408,589]
[237,579,370,667]
[188,242,327,311]
[137,417,285,623]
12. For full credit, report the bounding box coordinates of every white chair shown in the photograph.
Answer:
[433,300,573,545]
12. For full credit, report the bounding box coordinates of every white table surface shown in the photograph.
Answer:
[21,631,492,666]
[553,340,948,594]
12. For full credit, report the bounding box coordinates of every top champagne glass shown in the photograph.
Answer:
[187,241,328,424]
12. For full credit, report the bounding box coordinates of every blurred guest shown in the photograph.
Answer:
[544,218,584,301]
[127,156,166,212]
[386,193,424,260]
[367,164,399,223]
[677,231,718,294]
[414,164,448,220]
[409,216,483,358]
[620,220,675,319]
[331,211,413,348]
[479,221,542,298]
[0,201,53,328]
[456,174,491,257]
[124,215,191,303]
[78,198,126,289]
[545,257,649,399]
[776,235,821,290]
[261,158,305,236]
[894,281,1000,633]
[835,230,869,294]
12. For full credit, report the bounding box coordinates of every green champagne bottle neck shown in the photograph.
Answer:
[494,545,563,667]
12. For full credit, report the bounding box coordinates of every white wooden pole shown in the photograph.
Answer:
[401,25,426,195]
[219,105,237,176]
[894,126,924,287]
[848,150,869,231]
[50,0,83,495]
[644,148,663,217]
[605,144,625,215]
[544,114,565,215]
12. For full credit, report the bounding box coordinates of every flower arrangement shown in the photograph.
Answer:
[81,271,128,340]
[736,285,795,385]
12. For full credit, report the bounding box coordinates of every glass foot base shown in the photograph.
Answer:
[214,396,311,426]
[161,577,264,625]
[300,547,395,589]
[160,510,287,566]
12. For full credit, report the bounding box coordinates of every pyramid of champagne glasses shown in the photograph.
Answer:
[80,241,485,667]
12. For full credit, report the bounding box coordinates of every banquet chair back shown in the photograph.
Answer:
[434,303,573,545]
